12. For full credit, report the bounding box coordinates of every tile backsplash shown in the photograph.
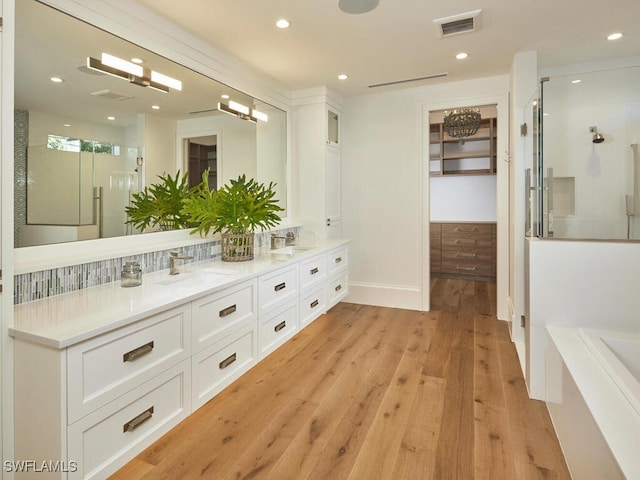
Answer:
[14,226,300,305]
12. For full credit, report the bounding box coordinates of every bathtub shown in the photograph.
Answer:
[578,328,640,416]
[546,326,640,479]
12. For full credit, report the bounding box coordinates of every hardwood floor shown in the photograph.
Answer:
[111,279,571,480]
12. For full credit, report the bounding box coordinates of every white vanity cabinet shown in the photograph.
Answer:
[12,240,349,479]
[191,279,258,409]
[326,245,349,308]
[14,304,193,480]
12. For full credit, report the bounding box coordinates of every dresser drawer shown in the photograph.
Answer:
[67,305,191,423]
[68,360,191,480]
[258,264,298,316]
[326,245,348,276]
[327,271,349,308]
[441,245,492,264]
[441,257,493,277]
[191,322,257,410]
[299,253,328,291]
[192,279,257,353]
[300,284,327,328]
[441,223,492,247]
[259,301,299,358]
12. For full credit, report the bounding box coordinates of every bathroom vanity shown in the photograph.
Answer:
[10,240,349,479]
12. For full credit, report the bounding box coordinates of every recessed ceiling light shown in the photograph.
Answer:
[63,124,71,127]
[338,74,349,80]
[50,77,64,83]
[152,105,160,110]
[607,32,623,40]
[456,52,468,60]
[107,116,115,121]
[131,58,144,64]
[221,94,230,99]
[276,19,290,29]
[571,79,582,84]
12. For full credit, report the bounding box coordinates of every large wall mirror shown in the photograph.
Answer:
[15,0,287,249]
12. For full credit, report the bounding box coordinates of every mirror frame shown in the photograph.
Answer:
[14,0,292,274]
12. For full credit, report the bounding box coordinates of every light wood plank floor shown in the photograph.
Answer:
[111,278,571,480]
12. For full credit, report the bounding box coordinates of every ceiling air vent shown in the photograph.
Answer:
[90,89,133,101]
[433,9,481,38]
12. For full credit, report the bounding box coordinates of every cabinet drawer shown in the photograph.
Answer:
[192,322,257,410]
[327,271,349,308]
[441,245,492,263]
[441,224,492,247]
[299,253,328,291]
[68,360,191,480]
[259,301,299,358]
[441,258,493,277]
[258,264,298,316]
[300,284,327,328]
[67,305,191,423]
[192,279,257,352]
[326,246,348,276]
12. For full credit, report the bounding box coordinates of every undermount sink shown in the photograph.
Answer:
[155,267,236,286]
[269,246,315,256]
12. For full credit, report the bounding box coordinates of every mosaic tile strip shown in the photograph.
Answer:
[14,110,29,248]
[14,226,301,305]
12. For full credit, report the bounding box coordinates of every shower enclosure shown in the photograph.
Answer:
[530,65,640,240]
[22,143,140,246]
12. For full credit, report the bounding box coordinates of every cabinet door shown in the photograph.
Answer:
[326,144,341,231]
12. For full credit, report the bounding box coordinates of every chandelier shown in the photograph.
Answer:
[443,107,482,140]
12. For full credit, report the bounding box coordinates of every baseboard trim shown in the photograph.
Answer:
[345,282,422,311]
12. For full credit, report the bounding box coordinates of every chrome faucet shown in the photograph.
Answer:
[271,234,286,249]
[169,250,193,275]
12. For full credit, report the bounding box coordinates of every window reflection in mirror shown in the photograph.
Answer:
[15,0,287,248]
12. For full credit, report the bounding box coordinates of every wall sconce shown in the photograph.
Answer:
[87,53,182,93]
[217,101,268,122]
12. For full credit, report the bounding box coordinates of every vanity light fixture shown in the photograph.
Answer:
[86,53,183,93]
[217,101,268,122]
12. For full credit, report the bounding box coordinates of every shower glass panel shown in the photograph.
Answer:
[538,65,640,240]
[26,144,140,242]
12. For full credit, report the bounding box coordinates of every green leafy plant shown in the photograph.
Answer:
[125,170,195,232]
[182,172,283,237]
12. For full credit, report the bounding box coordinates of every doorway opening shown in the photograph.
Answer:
[185,135,217,189]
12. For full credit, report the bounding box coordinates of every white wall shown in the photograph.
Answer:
[430,176,497,221]
[342,75,509,311]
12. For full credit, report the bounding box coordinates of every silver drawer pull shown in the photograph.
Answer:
[274,282,286,292]
[310,267,319,275]
[335,284,342,292]
[455,239,477,245]
[456,266,477,271]
[219,304,237,318]
[310,299,319,308]
[274,321,286,332]
[454,227,479,233]
[219,353,237,370]
[123,341,154,362]
[334,256,343,264]
[123,406,154,433]
[455,252,477,258]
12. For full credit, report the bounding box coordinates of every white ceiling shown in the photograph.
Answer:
[132,0,640,97]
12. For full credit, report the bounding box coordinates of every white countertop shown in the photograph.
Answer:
[11,238,349,349]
